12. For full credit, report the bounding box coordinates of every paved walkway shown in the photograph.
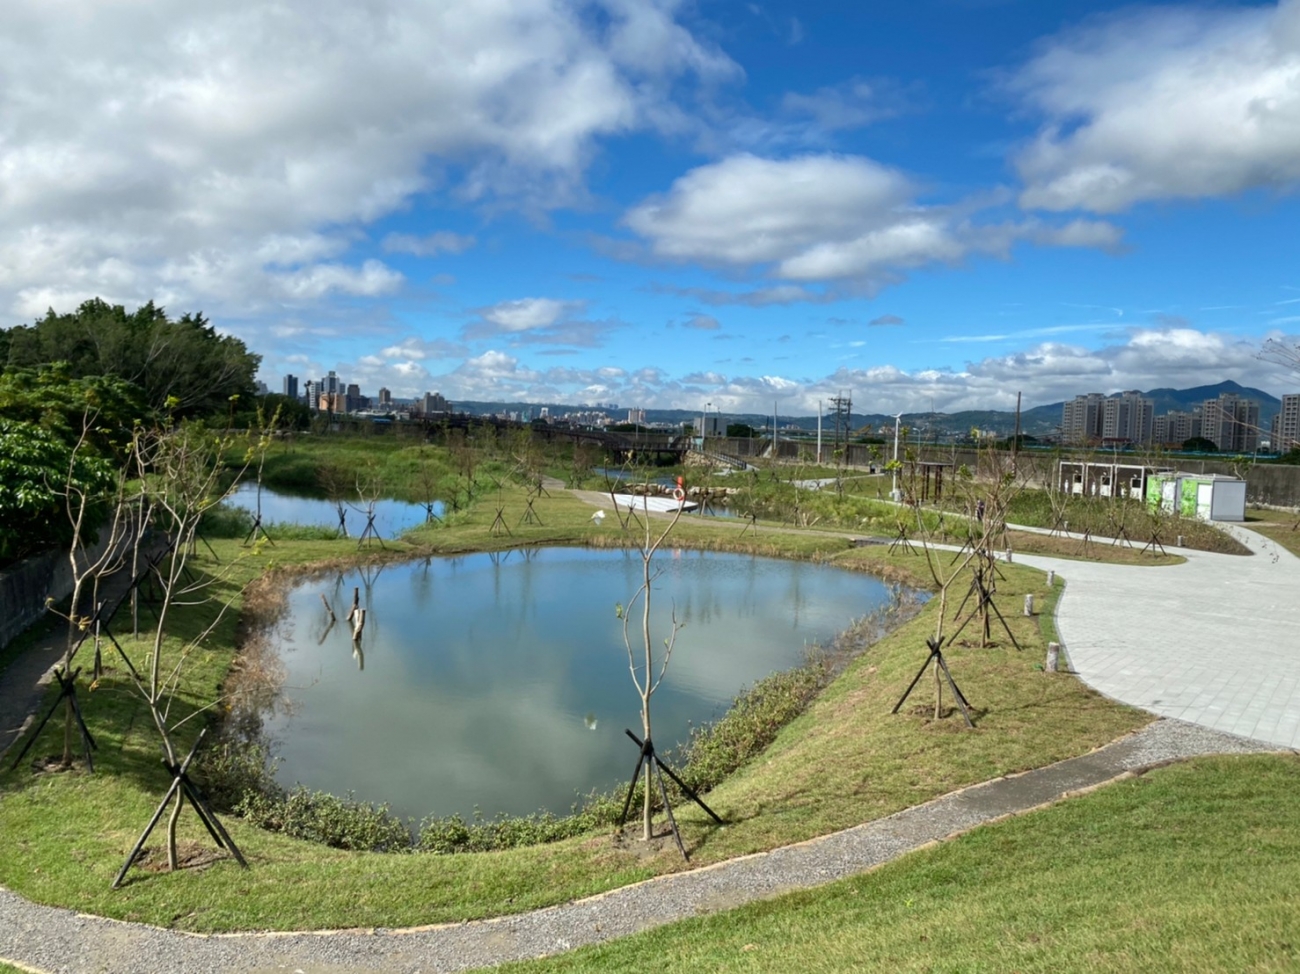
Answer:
[0,719,1277,974]
[1015,523,1300,749]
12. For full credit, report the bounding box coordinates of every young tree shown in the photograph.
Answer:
[119,418,256,874]
[616,496,686,841]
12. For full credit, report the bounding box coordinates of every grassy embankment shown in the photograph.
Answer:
[483,754,1300,974]
[0,436,1148,932]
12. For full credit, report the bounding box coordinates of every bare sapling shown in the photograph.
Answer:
[616,493,686,840]
[113,416,260,881]
[45,402,139,769]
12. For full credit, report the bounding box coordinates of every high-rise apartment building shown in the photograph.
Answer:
[378,387,391,406]
[283,374,299,400]
[1271,393,1300,452]
[1201,393,1259,452]
[1062,393,1105,444]
[1153,408,1202,446]
[421,391,450,414]
[1100,391,1154,445]
[322,370,341,396]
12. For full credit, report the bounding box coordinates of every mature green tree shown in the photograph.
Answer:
[0,419,115,565]
[0,366,149,457]
[3,298,259,418]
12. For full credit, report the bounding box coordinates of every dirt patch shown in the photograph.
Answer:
[132,839,228,873]
[609,824,682,860]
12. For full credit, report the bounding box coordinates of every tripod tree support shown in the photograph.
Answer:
[891,638,975,729]
[113,728,248,888]
[10,667,97,771]
[619,729,723,861]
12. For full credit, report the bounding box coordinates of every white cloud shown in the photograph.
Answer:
[382,231,477,257]
[461,297,619,347]
[270,260,404,300]
[481,298,581,332]
[626,153,1118,293]
[380,337,469,360]
[327,324,1295,413]
[626,154,914,266]
[779,77,914,132]
[0,0,736,322]
[1012,1,1300,212]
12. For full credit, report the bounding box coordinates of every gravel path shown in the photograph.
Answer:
[0,719,1279,974]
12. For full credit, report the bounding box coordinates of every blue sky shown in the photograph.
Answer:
[2,0,1299,414]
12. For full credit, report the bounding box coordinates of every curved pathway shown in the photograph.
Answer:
[2,502,1298,972]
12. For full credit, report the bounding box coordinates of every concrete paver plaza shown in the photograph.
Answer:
[1019,522,1300,749]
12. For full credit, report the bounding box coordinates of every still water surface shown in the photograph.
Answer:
[226,482,439,538]
[265,548,895,822]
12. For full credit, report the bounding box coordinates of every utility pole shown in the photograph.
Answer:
[828,391,852,459]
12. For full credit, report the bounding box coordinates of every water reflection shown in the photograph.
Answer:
[264,548,895,823]
[226,482,440,538]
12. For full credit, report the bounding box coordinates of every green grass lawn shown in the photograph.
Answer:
[0,445,1149,932]
[1245,507,1300,558]
[484,754,1300,974]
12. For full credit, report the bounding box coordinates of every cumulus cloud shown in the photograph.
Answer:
[462,297,620,347]
[479,298,583,333]
[869,314,905,326]
[627,154,1119,293]
[1011,1,1300,212]
[382,231,477,257]
[681,314,721,330]
[332,324,1296,413]
[0,0,735,321]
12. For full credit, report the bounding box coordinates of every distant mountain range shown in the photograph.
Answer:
[457,380,1287,440]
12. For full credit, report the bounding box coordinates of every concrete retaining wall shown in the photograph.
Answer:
[0,519,142,651]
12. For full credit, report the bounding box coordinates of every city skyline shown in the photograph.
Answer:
[2,1,1298,413]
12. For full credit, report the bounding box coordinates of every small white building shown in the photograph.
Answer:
[1058,461,1169,500]
[1145,472,1246,522]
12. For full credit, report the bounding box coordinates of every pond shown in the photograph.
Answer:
[261,548,898,823]
[226,482,440,539]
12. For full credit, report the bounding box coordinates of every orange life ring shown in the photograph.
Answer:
[672,487,686,502]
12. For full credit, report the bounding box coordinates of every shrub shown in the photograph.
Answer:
[235,787,413,852]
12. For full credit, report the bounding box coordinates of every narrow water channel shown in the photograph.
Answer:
[262,548,896,823]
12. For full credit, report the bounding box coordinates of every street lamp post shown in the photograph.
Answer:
[890,412,902,502]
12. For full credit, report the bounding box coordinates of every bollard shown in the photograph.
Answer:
[1046,642,1060,672]
[1005,543,1013,564]
[1063,520,1069,533]
[1177,535,1185,547]
[1046,569,1055,587]
[1024,594,1034,616]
